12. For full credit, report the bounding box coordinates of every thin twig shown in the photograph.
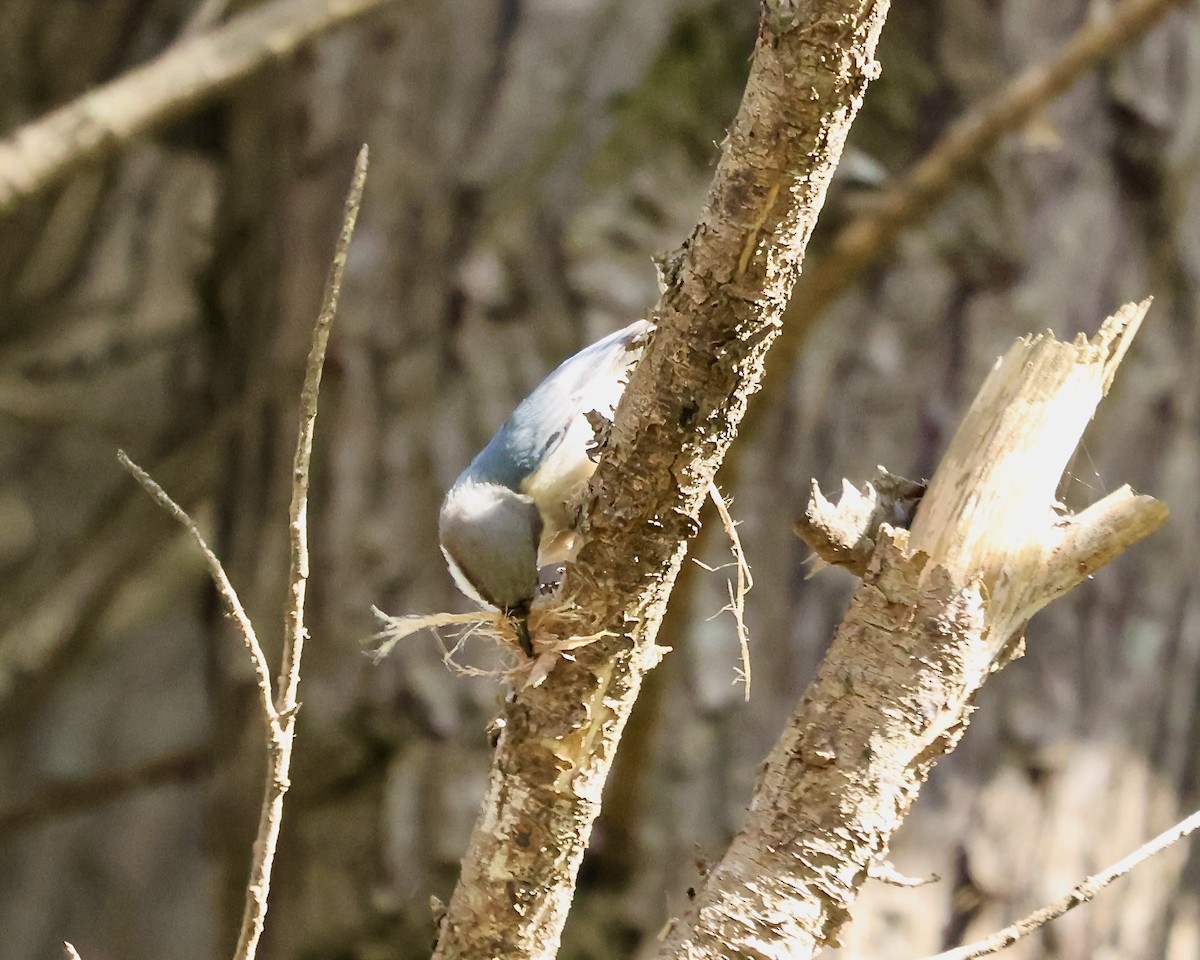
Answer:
[0,0,391,215]
[277,142,367,710]
[231,144,368,960]
[707,481,754,701]
[117,449,278,732]
[923,805,1200,960]
[0,748,209,838]
[780,0,1187,347]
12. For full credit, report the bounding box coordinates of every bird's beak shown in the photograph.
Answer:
[514,616,534,657]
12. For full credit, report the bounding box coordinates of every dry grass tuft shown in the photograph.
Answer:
[371,592,612,688]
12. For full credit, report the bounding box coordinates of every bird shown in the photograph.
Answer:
[439,319,653,655]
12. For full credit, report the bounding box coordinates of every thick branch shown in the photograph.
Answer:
[430,4,894,959]
[906,300,1156,639]
[0,0,390,215]
[655,302,1166,959]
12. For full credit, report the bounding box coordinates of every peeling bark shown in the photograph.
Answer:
[793,468,926,576]
[431,2,894,958]
[655,302,1167,959]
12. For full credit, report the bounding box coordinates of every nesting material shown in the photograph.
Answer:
[371,594,610,688]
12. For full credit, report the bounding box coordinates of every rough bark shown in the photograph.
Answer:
[431,3,893,957]
[3,1,1199,959]
[657,305,1166,960]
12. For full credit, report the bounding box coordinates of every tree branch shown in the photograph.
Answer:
[924,804,1200,960]
[119,449,280,732]
[430,4,894,958]
[232,143,367,960]
[0,748,209,838]
[793,468,926,576]
[0,0,391,216]
[656,302,1166,959]
[118,148,366,960]
[776,0,1187,355]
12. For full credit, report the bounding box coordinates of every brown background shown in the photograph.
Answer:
[0,2,1197,959]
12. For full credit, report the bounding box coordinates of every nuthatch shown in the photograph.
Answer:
[439,319,653,655]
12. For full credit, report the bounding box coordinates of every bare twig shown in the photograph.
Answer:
[0,748,209,838]
[0,0,391,215]
[707,481,753,701]
[924,805,1200,960]
[231,143,367,960]
[116,149,366,960]
[277,143,366,710]
[779,0,1187,350]
[118,449,278,732]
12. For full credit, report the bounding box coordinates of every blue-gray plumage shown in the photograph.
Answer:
[439,319,653,654]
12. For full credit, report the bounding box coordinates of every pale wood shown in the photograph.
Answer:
[907,299,1159,639]
[660,302,1167,960]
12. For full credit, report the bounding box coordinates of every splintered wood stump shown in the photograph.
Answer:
[658,300,1168,960]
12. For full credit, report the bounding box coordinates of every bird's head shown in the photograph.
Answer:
[438,479,544,616]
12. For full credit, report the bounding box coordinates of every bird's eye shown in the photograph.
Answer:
[540,429,564,457]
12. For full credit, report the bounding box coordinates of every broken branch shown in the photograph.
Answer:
[656,302,1166,960]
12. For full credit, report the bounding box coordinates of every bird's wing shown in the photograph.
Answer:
[463,319,653,492]
[538,318,654,415]
[516,319,652,501]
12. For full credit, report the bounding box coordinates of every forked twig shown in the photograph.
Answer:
[118,146,368,960]
[117,450,279,735]
[707,481,754,700]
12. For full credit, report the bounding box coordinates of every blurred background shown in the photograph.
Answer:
[0,1,1198,959]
